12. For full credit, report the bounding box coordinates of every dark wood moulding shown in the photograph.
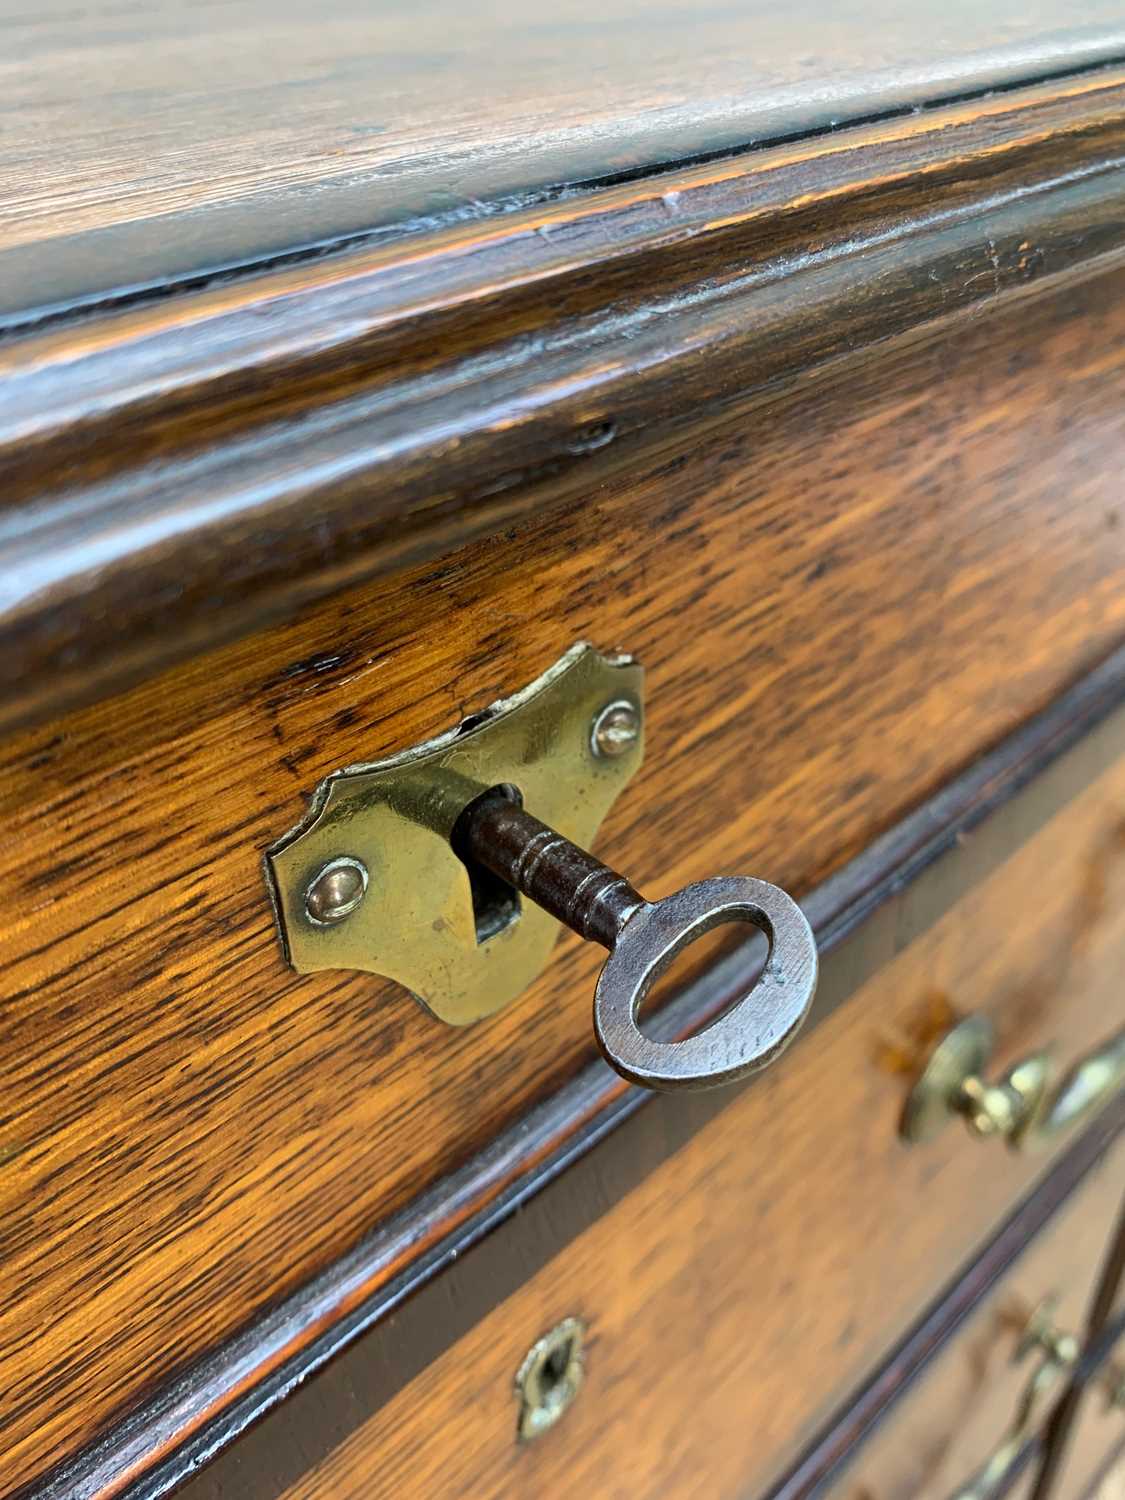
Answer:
[5,68,1125,735]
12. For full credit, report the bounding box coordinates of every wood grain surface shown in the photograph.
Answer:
[5,261,1125,1493]
[5,69,1125,730]
[2,1,1124,317]
[226,1072,1125,1499]
[824,1144,1124,1500]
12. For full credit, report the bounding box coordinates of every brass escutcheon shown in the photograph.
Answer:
[515,1317,585,1442]
[264,643,643,1026]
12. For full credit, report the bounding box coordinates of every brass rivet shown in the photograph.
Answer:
[304,857,368,925]
[591,699,640,759]
[515,1317,585,1442]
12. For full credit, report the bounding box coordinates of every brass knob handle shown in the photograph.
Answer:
[952,1297,1079,1500]
[901,1016,1125,1147]
[456,789,818,1090]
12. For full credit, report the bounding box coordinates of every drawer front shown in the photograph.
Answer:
[188,1080,1124,1500]
[5,271,1125,1491]
[825,1139,1125,1500]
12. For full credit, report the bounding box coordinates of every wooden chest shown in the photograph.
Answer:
[2,3,1125,1497]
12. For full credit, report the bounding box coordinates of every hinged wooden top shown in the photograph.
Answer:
[2,0,1124,324]
[4,3,1125,737]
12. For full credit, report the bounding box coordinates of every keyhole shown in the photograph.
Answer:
[541,1342,571,1388]
[451,784,523,944]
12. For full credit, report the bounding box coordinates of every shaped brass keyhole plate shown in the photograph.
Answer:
[515,1318,585,1442]
[265,643,643,1026]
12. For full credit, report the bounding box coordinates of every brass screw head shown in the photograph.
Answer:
[305,857,368,925]
[591,699,641,759]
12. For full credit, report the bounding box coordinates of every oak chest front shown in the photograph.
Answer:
[3,3,1125,1497]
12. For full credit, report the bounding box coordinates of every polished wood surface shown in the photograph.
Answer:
[5,69,1125,730]
[7,657,1125,1495]
[825,1143,1124,1500]
[3,1,1123,319]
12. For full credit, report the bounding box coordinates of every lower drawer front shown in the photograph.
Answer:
[826,1137,1124,1500]
[234,1122,1125,1500]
